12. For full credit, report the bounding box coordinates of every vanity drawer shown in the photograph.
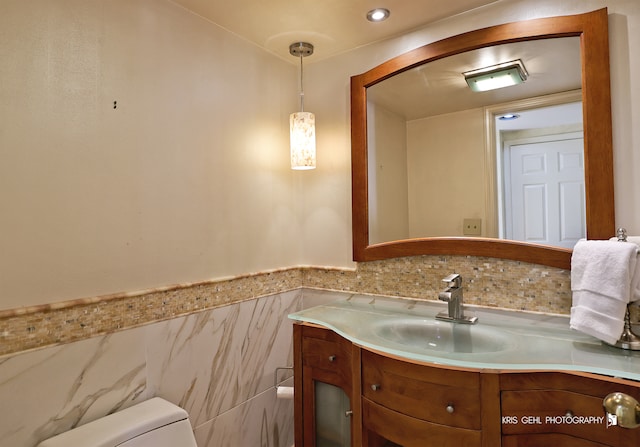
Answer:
[502,433,609,447]
[501,389,638,446]
[363,397,481,447]
[361,349,481,429]
[301,325,351,381]
[500,372,640,447]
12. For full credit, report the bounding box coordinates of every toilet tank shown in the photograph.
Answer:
[37,397,198,447]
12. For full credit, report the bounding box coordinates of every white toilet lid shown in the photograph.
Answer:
[36,398,197,447]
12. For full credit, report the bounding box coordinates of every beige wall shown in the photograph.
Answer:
[0,0,300,310]
[1,0,639,312]
[407,108,486,237]
[367,102,409,243]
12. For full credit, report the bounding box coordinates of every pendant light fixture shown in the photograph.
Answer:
[289,42,316,170]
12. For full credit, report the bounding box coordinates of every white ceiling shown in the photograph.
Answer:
[170,0,582,120]
[170,0,501,62]
[367,37,582,119]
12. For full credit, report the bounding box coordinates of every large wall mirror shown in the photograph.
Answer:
[351,8,614,270]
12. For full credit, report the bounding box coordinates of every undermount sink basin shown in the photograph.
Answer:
[371,318,516,353]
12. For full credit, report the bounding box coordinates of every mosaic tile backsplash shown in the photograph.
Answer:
[0,255,579,357]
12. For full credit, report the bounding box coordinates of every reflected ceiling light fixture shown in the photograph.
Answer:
[464,59,528,92]
[289,42,316,170]
[498,113,520,121]
[367,8,390,22]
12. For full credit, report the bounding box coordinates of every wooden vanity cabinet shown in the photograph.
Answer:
[295,323,640,447]
[500,371,640,447]
[294,323,500,447]
[294,323,362,447]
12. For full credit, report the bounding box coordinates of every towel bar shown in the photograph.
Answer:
[611,228,640,350]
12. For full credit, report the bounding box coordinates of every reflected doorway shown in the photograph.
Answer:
[502,132,585,248]
[485,91,584,248]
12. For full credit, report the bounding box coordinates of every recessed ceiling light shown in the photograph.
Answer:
[499,114,520,121]
[367,8,390,22]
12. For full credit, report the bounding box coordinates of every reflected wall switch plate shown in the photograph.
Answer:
[463,218,482,236]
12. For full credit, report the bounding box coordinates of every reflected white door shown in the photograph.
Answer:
[504,132,585,248]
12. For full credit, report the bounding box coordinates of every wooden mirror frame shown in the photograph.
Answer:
[350,8,614,270]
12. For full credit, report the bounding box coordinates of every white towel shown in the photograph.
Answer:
[570,305,625,345]
[570,239,639,344]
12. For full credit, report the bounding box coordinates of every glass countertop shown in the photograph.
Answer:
[289,295,640,381]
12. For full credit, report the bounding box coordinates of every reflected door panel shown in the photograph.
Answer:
[505,134,584,248]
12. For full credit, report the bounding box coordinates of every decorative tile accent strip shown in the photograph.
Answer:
[0,268,302,357]
[0,256,576,357]
[302,255,572,314]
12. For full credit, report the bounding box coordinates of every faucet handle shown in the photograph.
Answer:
[442,273,462,288]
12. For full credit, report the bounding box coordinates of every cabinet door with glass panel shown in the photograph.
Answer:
[294,324,356,447]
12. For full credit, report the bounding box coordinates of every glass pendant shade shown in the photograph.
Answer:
[290,111,316,170]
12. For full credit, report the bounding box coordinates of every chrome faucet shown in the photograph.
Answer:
[436,274,478,324]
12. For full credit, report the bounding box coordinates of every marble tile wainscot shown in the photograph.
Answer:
[0,290,302,447]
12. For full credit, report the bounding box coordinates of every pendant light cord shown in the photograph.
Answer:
[289,42,313,113]
[299,51,305,112]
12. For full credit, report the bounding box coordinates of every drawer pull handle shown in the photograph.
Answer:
[328,355,336,362]
[345,410,353,417]
[371,384,381,391]
[446,404,455,414]
[565,410,574,418]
